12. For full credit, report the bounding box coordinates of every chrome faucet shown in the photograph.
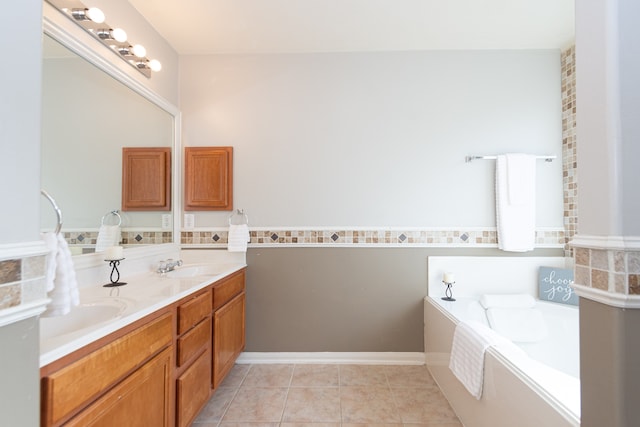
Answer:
[157,258,183,274]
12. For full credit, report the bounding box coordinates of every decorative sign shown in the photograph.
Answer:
[538,266,578,306]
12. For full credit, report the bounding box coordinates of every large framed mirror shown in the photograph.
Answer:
[41,14,180,256]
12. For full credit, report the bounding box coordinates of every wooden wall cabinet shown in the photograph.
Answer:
[184,147,233,211]
[122,147,171,211]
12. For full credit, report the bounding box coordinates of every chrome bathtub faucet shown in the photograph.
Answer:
[157,259,183,273]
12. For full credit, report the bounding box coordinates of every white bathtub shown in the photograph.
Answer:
[425,296,580,427]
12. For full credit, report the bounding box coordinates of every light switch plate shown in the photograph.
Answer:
[161,214,172,229]
[184,214,195,229]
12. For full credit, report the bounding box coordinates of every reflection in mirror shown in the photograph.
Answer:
[41,34,174,255]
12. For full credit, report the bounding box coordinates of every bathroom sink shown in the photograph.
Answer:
[163,264,222,279]
[40,297,131,341]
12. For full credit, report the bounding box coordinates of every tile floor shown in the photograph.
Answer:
[193,364,462,426]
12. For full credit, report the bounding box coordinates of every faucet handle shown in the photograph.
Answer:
[176,259,183,267]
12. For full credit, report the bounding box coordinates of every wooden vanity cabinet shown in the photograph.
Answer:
[212,269,246,388]
[40,312,173,427]
[40,268,247,427]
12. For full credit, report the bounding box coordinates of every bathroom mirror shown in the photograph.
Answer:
[40,26,179,254]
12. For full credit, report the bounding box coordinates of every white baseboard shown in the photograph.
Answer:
[236,352,426,365]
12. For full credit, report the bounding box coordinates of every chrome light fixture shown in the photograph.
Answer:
[46,0,162,79]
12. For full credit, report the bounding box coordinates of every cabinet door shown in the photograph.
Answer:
[64,347,172,427]
[176,348,212,427]
[213,292,245,388]
[184,146,233,211]
[122,147,171,211]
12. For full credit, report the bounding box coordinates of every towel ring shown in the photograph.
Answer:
[101,210,122,227]
[228,209,249,226]
[41,189,63,234]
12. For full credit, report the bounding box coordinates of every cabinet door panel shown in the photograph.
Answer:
[122,147,171,211]
[65,347,172,427]
[176,349,212,427]
[184,146,233,211]
[213,292,245,388]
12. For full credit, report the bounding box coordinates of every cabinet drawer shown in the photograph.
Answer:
[213,270,245,310]
[178,290,212,334]
[42,313,172,426]
[177,317,211,367]
[176,348,212,427]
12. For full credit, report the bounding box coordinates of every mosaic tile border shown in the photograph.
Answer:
[574,247,640,295]
[62,230,173,250]
[181,228,565,248]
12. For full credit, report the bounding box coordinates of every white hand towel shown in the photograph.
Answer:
[95,224,121,253]
[496,154,536,252]
[449,321,500,399]
[42,234,80,317]
[227,224,250,252]
[41,232,58,292]
[486,307,548,343]
[479,294,536,309]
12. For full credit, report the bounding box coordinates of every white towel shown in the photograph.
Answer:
[95,224,121,253]
[486,307,548,343]
[449,321,502,399]
[42,232,58,292]
[479,294,536,309]
[496,154,536,252]
[42,234,80,317]
[227,224,250,252]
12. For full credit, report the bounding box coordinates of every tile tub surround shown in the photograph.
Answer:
[0,255,48,311]
[194,363,462,426]
[574,247,640,295]
[182,228,565,248]
[562,45,577,256]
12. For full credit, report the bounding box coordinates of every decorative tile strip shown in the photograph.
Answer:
[561,45,578,256]
[61,230,173,249]
[181,228,565,248]
[574,246,640,296]
[0,248,48,311]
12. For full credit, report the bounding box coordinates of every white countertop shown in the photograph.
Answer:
[39,261,246,367]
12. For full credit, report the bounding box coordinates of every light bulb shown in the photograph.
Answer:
[86,7,105,24]
[148,59,162,72]
[111,28,127,43]
[131,44,146,58]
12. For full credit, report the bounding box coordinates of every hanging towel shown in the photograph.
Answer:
[449,321,502,399]
[496,154,536,252]
[95,224,121,253]
[227,224,250,252]
[42,234,80,317]
[486,307,548,343]
[42,232,58,293]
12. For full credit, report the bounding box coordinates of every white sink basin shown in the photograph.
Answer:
[164,264,222,279]
[40,297,131,341]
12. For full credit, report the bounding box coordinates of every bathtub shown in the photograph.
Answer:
[425,256,579,427]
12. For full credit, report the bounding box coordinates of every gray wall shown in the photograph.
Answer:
[180,50,563,229]
[245,247,562,351]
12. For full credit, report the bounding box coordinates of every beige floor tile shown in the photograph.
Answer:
[282,387,341,422]
[391,388,459,424]
[222,387,288,422]
[339,365,388,386]
[384,365,437,388]
[342,424,403,427]
[340,387,402,423]
[401,423,462,427]
[219,423,279,427]
[194,386,238,423]
[291,364,339,387]
[280,423,340,427]
[243,364,295,388]
[221,364,252,388]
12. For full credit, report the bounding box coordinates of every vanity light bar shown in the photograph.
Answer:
[46,0,162,78]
